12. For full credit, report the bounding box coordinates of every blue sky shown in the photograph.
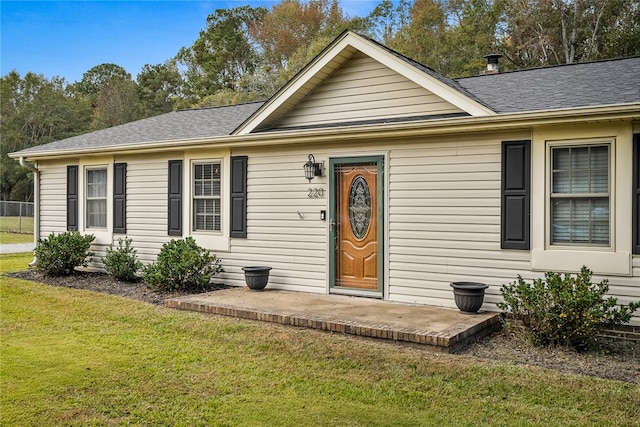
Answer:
[1,0,380,83]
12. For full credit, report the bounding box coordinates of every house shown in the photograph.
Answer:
[11,31,640,324]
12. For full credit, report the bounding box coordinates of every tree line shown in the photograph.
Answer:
[2,0,638,201]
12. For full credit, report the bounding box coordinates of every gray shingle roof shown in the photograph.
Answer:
[11,54,639,159]
[456,57,640,113]
[13,102,264,156]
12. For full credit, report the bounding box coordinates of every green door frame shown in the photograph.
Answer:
[328,155,384,295]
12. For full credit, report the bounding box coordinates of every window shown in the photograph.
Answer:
[532,127,631,276]
[193,161,221,232]
[550,145,609,246]
[86,167,107,228]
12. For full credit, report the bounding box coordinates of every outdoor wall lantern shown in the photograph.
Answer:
[304,154,323,182]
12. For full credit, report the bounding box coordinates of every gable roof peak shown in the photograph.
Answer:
[233,31,495,135]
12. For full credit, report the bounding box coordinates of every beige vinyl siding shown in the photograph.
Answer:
[38,161,70,236]
[113,154,173,264]
[225,150,328,293]
[385,135,639,325]
[276,52,464,129]
[387,137,517,310]
[33,135,638,325]
[259,46,358,129]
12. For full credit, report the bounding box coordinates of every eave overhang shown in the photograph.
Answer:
[11,103,640,162]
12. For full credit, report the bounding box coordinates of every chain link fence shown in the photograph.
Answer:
[0,201,35,234]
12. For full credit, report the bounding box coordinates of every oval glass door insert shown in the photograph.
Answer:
[348,175,371,239]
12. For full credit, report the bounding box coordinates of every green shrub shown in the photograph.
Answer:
[34,231,95,276]
[497,266,640,351]
[143,237,222,292]
[102,237,142,282]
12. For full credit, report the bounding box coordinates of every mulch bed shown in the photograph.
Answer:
[8,269,227,306]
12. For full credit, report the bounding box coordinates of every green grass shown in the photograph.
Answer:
[1,253,638,426]
[0,216,34,234]
[0,232,34,244]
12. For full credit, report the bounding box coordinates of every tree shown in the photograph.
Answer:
[91,76,141,129]
[249,0,348,69]
[443,0,508,76]
[246,0,363,97]
[76,63,132,99]
[367,0,412,46]
[137,61,183,116]
[389,0,450,73]
[0,71,91,201]
[176,6,266,104]
[500,0,640,68]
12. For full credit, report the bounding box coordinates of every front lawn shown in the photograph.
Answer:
[0,232,34,244]
[1,253,638,426]
[0,216,34,234]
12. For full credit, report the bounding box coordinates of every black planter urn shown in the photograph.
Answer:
[242,266,272,291]
[450,282,489,313]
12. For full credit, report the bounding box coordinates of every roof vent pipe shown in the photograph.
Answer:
[483,54,502,74]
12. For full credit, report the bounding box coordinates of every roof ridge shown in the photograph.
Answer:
[176,100,267,113]
[456,55,640,81]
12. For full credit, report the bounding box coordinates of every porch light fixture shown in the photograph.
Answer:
[304,154,322,182]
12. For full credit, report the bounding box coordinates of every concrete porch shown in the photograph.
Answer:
[165,288,501,353]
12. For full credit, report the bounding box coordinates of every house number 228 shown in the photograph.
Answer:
[308,188,325,198]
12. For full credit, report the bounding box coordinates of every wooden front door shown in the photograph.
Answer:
[330,157,383,294]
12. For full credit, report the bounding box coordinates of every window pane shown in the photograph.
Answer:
[591,169,608,192]
[87,169,107,197]
[553,148,570,170]
[193,162,221,197]
[551,197,610,245]
[87,199,106,228]
[590,146,608,168]
[193,198,220,231]
[553,171,570,193]
[572,170,589,193]
[592,222,609,244]
[572,147,589,169]
[552,199,571,243]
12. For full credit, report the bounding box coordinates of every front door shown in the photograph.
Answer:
[330,157,383,295]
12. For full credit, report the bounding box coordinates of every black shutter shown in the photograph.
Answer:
[230,156,248,238]
[633,134,640,255]
[67,165,78,231]
[501,140,531,250]
[168,160,183,236]
[113,163,127,234]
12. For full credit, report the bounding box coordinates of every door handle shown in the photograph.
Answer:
[329,218,336,232]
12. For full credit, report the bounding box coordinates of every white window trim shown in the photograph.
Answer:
[184,152,230,252]
[85,166,109,230]
[79,158,113,244]
[531,124,632,276]
[192,160,223,233]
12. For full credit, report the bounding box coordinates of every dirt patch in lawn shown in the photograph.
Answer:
[8,269,640,385]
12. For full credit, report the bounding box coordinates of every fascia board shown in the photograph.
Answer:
[12,104,639,161]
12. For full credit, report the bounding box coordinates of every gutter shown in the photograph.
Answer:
[18,157,39,266]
